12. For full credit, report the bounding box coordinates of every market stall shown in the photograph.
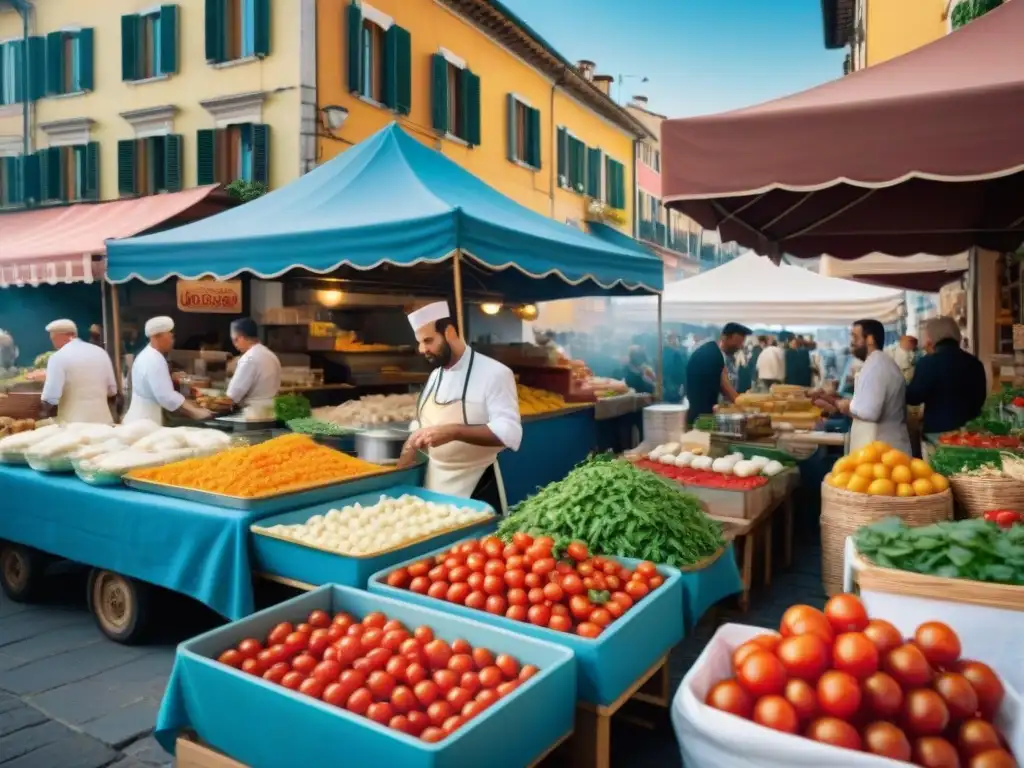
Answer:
[105,122,664,500]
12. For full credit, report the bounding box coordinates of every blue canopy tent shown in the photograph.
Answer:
[106,123,664,315]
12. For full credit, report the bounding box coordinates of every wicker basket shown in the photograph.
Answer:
[0,392,40,420]
[949,474,1024,519]
[820,484,953,595]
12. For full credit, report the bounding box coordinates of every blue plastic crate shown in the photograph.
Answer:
[369,544,684,706]
[158,585,576,768]
[250,486,497,589]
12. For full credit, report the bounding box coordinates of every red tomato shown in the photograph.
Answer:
[569,595,593,620]
[524,573,543,589]
[461,700,484,720]
[291,654,317,675]
[505,555,524,571]
[332,612,355,629]
[484,559,505,577]
[298,677,325,698]
[542,582,564,602]
[388,714,411,734]
[386,569,410,588]
[336,636,362,665]
[933,672,979,720]
[420,726,446,743]
[823,594,869,633]
[322,681,348,706]
[832,632,879,679]
[218,649,244,668]
[408,561,430,578]
[496,680,520,698]
[915,622,962,667]
[478,665,503,689]
[404,662,428,686]
[267,622,293,646]
[423,640,453,671]
[507,588,528,606]
[281,671,305,690]
[446,686,472,711]
[531,558,556,576]
[482,536,503,558]
[485,595,507,615]
[362,611,387,629]
[505,605,528,622]
[970,749,1018,768]
[704,679,754,719]
[527,604,551,627]
[308,633,331,658]
[404,710,429,736]
[532,535,554,553]
[382,630,410,653]
[427,581,450,600]
[312,659,342,684]
[753,695,799,734]
[527,587,546,605]
[367,670,396,701]
[465,591,487,611]
[466,553,487,572]
[475,688,500,709]
[409,576,430,594]
[863,619,903,655]
[366,701,393,725]
[903,689,950,737]
[512,532,533,550]
[491,653,519,680]
[736,650,787,698]
[911,736,960,768]
[479,574,501,596]
[448,565,471,583]
[307,609,331,628]
[783,679,817,721]
[504,569,526,589]
[432,669,458,694]
[776,634,831,681]
[815,670,861,719]
[360,628,384,651]
[262,662,289,684]
[566,541,589,561]
[884,644,934,688]
[365,648,392,672]
[460,671,481,695]
[414,679,440,706]
[548,614,572,632]
[589,608,613,627]
[237,638,263,658]
[863,722,911,762]
[805,717,862,751]
[862,671,904,718]
[625,580,650,600]
[781,607,835,644]
[519,664,538,682]
[647,574,664,590]
[428,564,448,583]
[427,700,453,727]
[447,653,474,675]
[957,719,1003,759]
[413,626,434,644]
[501,543,520,560]
[576,622,602,639]
[284,631,309,655]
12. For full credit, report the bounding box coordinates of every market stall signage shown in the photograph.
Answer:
[176,280,242,314]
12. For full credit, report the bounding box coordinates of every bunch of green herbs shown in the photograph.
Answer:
[286,417,353,436]
[929,445,1004,477]
[497,453,724,568]
[273,393,311,422]
[855,517,1024,585]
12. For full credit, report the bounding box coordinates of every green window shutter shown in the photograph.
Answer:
[587,147,602,198]
[346,1,362,94]
[382,26,398,109]
[197,129,217,185]
[383,24,411,113]
[83,141,99,200]
[159,5,179,74]
[205,0,225,63]
[78,28,94,90]
[164,134,182,192]
[121,15,138,81]
[253,0,270,57]
[2,157,16,204]
[36,149,48,200]
[117,140,136,196]
[11,40,24,103]
[505,95,517,162]
[430,53,448,133]
[27,37,45,100]
[21,153,39,203]
[556,127,567,185]
[45,32,63,95]
[0,43,5,106]
[615,161,626,209]
[462,69,480,146]
[604,156,612,203]
[252,124,270,186]
[527,107,540,169]
[44,147,63,201]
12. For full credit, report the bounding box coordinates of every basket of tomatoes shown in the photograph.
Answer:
[153,584,576,768]
[369,534,684,706]
[672,594,1021,768]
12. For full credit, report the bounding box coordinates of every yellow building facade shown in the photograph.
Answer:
[0,0,316,208]
[315,0,649,233]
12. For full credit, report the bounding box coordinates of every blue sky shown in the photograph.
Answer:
[499,0,847,117]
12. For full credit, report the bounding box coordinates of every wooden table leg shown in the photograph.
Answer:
[783,496,794,569]
[763,518,773,588]
[572,706,612,768]
[740,533,752,612]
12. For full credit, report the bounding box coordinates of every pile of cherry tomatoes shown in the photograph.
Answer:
[381,534,663,638]
[216,608,538,742]
[704,594,1016,767]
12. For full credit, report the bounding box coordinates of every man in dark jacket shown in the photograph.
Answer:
[906,316,987,439]
[783,334,813,388]
[686,322,751,418]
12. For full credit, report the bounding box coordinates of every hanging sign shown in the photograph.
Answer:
[176,280,243,313]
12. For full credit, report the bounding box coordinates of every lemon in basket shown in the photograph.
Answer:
[829,471,853,489]
[872,464,891,480]
[832,456,856,475]
[881,449,911,468]
[855,463,877,480]
[910,458,933,480]
[846,475,870,493]
[930,473,950,492]
[867,478,896,496]
[896,483,916,497]
[869,441,892,453]
[912,477,935,496]
[857,446,883,465]
[890,465,914,485]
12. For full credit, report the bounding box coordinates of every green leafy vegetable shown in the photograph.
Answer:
[496,454,724,568]
[855,517,1024,585]
[273,394,311,422]
[929,445,1004,476]
[286,417,353,437]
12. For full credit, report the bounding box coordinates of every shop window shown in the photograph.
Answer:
[46,28,94,95]
[0,37,45,103]
[0,156,24,207]
[605,156,626,210]
[36,143,99,202]
[205,0,270,64]
[586,146,603,199]
[345,2,411,114]
[197,123,269,186]
[122,5,178,81]
[506,95,540,168]
[556,127,586,194]
[117,135,183,197]
[431,53,480,145]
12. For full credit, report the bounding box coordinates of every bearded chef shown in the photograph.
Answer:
[39,319,119,424]
[124,317,212,424]
[398,302,521,514]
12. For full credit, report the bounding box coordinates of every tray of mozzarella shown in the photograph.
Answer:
[72,423,233,483]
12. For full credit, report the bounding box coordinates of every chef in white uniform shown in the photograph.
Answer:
[225,317,281,412]
[124,316,211,424]
[398,302,522,514]
[39,319,118,424]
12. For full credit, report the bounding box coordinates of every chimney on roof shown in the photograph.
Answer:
[577,60,595,81]
[592,75,613,96]
[631,95,649,107]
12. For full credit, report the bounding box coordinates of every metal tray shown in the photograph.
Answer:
[122,454,426,513]
[213,415,280,432]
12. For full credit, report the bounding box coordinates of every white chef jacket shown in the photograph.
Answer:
[849,350,913,455]
[226,342,281,405]
[412,347,522,451]
[41,338,117,421]
[756,346,785,380]
[130,344,185,412]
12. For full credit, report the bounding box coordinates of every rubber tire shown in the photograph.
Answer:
[86,568,153,645]
[0,542,46,602]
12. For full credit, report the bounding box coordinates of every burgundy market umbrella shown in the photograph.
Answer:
[661,0,1024,261]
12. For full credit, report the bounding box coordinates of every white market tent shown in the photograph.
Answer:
[819,252,969,292]
[613,251,905,325]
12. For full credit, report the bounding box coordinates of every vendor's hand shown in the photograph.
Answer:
[836,398,852,416]
[409,425,460,450]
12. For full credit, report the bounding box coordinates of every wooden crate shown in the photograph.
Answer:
[679,482,772,520]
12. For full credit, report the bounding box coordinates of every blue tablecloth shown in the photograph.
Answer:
[0,465,265,619]
[498,408,597,507]
[679,543,744,631]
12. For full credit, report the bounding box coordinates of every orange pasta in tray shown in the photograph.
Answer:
[128,434,388,497]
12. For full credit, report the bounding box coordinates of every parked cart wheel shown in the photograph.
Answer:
[87,568,153,644]
[0,542,46,602]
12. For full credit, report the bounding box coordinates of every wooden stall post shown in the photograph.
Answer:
[109,281,124,396]
[453,249,466,336]
[656,292,664,401]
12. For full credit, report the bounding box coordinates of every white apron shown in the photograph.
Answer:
[57,365,114,425]
[417,350,509,514]
[122,394,164,425]
[847,417,878,455]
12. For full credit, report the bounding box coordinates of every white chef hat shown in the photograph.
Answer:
[407,301,450,332]
[145,316,175,338]
[45,319,77,335]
